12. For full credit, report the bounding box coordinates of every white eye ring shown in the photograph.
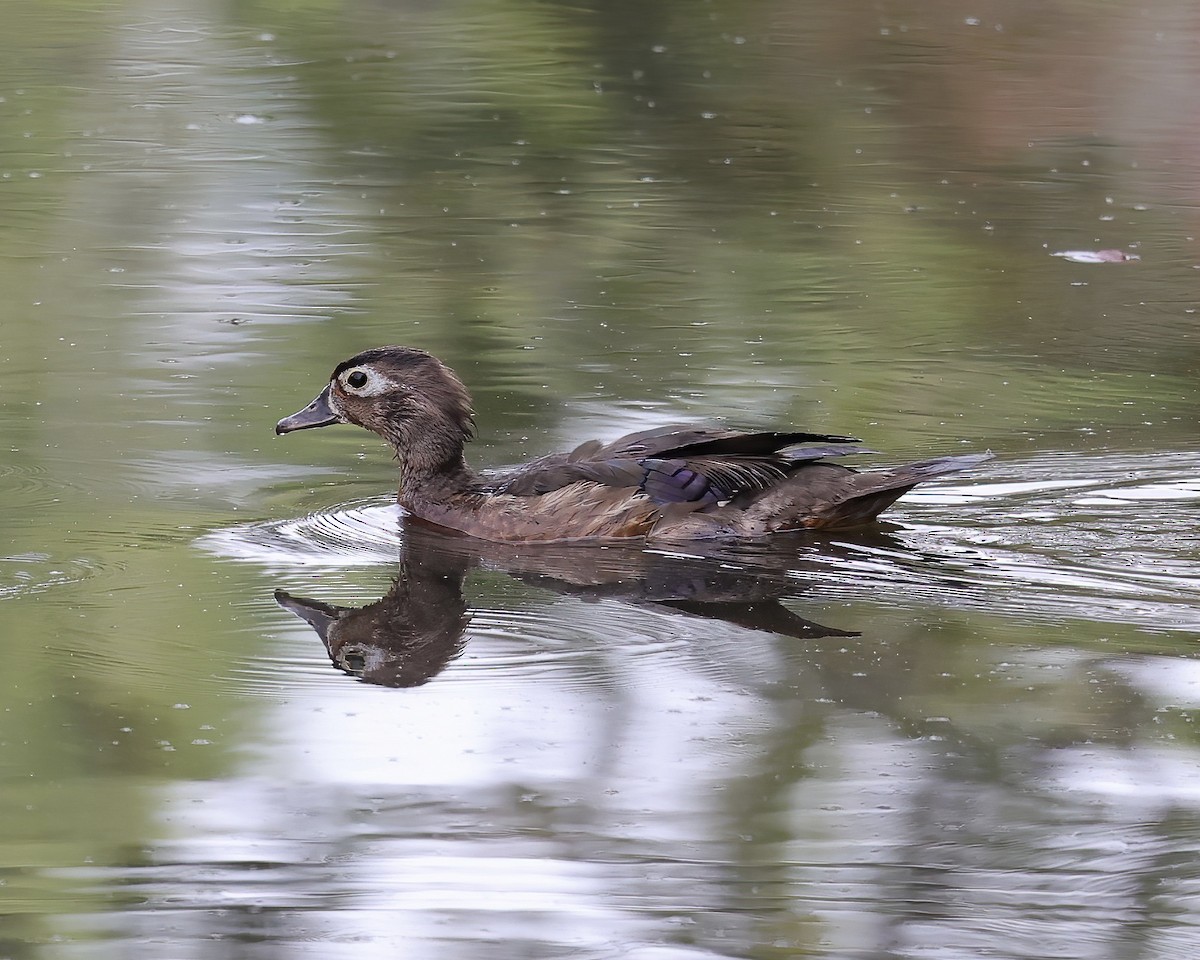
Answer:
[339,367,394,397]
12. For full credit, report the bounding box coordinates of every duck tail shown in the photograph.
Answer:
[813,452,993,528]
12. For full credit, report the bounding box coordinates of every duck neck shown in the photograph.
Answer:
[393,436,479,504]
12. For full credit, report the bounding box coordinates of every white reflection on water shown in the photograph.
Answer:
[121,653,1200,959]
[1047,743,1200,806]
[133,602,782,955]
[157,448,1200,957]
[70,7,371,355]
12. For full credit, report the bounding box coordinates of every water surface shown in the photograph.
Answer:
[2,1,1200,958]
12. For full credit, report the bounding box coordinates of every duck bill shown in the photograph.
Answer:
[274,589,343,643]
[275,384,342,435]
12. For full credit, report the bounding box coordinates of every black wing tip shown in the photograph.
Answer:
[781,433,861,446]
[659,431,861,459]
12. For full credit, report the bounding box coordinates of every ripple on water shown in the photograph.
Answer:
[206,447,1200,696]
[457,603,715,690]
[209,502,810,694]
[0,461,68,508]
[238,583,775,695]
[819,450,1200,633]
[199,497,403,568]
[0,553,103,600]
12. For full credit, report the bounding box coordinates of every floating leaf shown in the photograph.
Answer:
[1051,249,1140,264]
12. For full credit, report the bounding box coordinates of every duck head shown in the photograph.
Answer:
[276,346,475,476]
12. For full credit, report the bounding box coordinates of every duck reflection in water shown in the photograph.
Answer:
[275,523,865,688]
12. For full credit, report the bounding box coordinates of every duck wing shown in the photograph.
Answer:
[586,425,859,459]
[489,426,866,505]
[640,430,859,458]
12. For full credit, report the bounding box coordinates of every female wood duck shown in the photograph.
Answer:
[276,346,990,543]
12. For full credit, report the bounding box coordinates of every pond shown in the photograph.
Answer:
[2,1,1199,957]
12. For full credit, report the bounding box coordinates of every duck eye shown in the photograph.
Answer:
[346,370,368,389]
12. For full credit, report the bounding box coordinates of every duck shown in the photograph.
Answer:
[275,345,991,544]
